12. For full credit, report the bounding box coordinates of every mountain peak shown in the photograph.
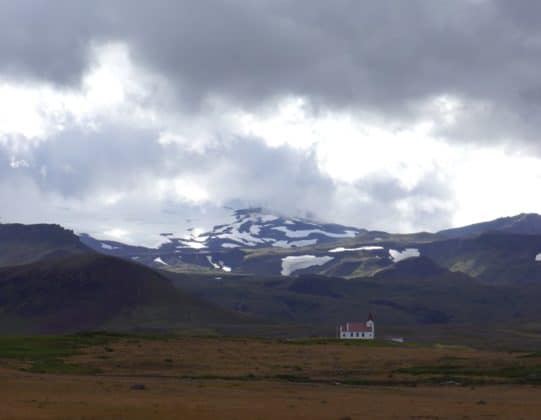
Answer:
[164,208,363,252]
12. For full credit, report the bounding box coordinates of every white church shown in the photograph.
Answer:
[338,313,375,340]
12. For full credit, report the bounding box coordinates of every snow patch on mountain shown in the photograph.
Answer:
[177,241,207,249]
[154,257,168,265]
[173,208,361,250]
[281,255,334,276]
[215,230,266,246]
[206,256,232,272]
[249,224,261,235]
[272,226,357,239]
[272,239,318,248]
[221,243,242,248]
[329,246,384,253]
[389,248,420,263]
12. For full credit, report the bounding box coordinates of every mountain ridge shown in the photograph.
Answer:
[0,223,88,268]
[79,209,541,279]
[436,213,541,238]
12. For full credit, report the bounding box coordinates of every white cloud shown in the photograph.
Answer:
[102,228,129,241]
[155,177,210,204]
[0,38,540,244]
[452,147,541,226]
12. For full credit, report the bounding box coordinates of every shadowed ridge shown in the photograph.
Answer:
[0,253,244,334]
[437,213,541,239]
[0,223,89,268]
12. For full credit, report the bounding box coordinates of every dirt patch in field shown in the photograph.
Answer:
[0,372,539,419]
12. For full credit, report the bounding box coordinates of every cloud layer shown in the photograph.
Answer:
[1,1,541,241]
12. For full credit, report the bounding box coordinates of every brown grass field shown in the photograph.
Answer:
[0,334,540,419]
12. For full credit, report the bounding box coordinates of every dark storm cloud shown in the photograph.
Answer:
[0,0,537,234]
[3,0,541,130]
[0,0,99,85]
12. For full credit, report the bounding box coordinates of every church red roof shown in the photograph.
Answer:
[341,322,373,333]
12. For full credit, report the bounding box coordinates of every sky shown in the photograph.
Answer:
[1,0,541,246]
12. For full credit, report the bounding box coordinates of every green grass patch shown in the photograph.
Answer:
[396,364,477,376]
[282,338,391,346]
[25,358,102,375]
[0,331,172,375]
[395,364,541,383]
[179,373,420,387]
[281,337,428,349]
[519,351,541,359]
[179,374,257,381]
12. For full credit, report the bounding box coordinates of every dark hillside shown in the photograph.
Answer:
[0,253,242,334]
[420,233,541,283]
[0,223,88,267]
[372,256,471,282]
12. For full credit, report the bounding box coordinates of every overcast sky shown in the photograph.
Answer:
[1,0,541,245]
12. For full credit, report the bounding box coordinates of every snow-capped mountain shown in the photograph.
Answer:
[80,210,541,279]
[171,208,362,250]
[80,208,364,271]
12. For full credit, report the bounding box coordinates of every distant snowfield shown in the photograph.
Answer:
[281,255,334,276]
[188,210,359,249]
[249,224,261,235]
[153,257,168,265]
[177,241,207,249]
[206,255,220,269]
[206,256,232,272]
[87,209,364,254]
[272,239,318,248]
[536,253,541,262]
[216,230,266,246]
[221,243,241,248]
[272,226,357,239]
[258,215,279,223]
[329,245,384,253]
[389,248,420,263]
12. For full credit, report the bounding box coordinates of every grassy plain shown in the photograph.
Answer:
[0,333,540,419]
